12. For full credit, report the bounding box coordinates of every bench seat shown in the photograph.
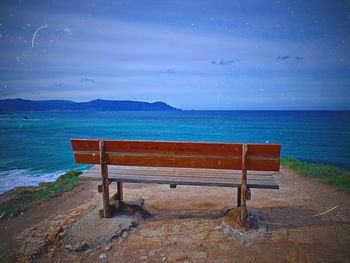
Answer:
[81,165,279,189]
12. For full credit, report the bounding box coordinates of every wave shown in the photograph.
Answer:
[0,169,66,195]
[0,118,54,121]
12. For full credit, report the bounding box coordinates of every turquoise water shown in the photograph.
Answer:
[0,111,349,193]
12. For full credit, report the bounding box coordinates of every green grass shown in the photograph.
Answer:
[0,170,82,220]
[281,157,350,192]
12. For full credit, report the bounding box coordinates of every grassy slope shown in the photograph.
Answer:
[0,170,82,220]
[281,157,350,192]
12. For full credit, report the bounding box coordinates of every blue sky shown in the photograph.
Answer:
[0,0,349,110]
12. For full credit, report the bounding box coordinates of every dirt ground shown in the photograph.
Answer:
[1,167,350,263]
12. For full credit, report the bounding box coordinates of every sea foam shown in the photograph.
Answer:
[0,169,65,195]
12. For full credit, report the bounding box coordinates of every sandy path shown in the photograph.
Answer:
[1,168,350,262]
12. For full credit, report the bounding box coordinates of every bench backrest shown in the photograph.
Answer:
[71,139,281,171]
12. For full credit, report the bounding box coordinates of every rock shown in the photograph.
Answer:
[50,225,64,241]
[65,245,73,250]
[63,218,77,225]
[222,222,270,246]
[114,251,124,257]
[15,202,95,262]
[167,252,191,263]
[140,255,148,260]
[192,252,207,261]
[71,211,80,216]
[104,243,112,251]
[63,207,135,250]
[148,250,155,257]
[213,225,222,230]
[99,253,107,259]
[57,232,65,240]
[73,242,89,251]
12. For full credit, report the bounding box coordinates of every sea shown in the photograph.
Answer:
[0,110,349,194]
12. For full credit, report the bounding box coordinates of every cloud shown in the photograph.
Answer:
[276,55,304,63]
[63,28,72,35]
[211,59,238,66]
[0,1,348,109]
[276,55,290,60]
[80,77,95,83]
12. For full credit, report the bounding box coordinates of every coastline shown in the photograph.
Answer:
[0,170,82,221]
[1,158,349,222]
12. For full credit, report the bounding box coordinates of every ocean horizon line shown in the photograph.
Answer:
[2,109,350,113]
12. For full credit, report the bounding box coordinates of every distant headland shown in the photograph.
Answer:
[0,98,180,112]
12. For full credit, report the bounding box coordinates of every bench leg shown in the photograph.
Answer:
[237,187,241,207]
[101,177,110,218]
[99,141,111,218]
[240,187,247,222]
[117,182,123,203]
[240,144,248,222]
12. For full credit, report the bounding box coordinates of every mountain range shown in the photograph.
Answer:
[0,98,179,112]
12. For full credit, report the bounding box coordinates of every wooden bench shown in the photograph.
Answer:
[71,139,280,220]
